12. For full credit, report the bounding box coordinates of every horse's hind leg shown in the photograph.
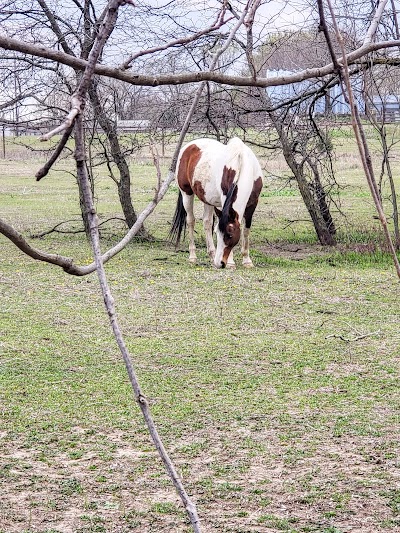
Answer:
[241,227,254,268]
[203,204,215,261]
[182,193,197,263]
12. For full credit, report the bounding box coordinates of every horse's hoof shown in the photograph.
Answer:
[226,263,236,270]
[243,261,254,268]
[188,258,197,264]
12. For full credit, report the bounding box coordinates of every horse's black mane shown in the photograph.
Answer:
[219,182,238,231]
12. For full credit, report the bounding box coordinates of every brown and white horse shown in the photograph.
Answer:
[170,137,263,269]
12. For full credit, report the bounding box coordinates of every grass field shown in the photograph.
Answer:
[0,131,400,533]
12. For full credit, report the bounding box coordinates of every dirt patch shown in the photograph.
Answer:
[1,423,399,532]
[258,242,390,261]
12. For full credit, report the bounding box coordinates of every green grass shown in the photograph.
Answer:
[0,135,400,532]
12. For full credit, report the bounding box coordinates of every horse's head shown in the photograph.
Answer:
[214,183,241,268]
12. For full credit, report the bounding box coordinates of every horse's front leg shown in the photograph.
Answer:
[203,204,215,261]
[241,227,254,268]
[226,250,236,269]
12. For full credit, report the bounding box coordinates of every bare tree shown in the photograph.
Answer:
[317,0,400,278]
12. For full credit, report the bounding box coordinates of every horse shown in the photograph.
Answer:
[169,137,263,269]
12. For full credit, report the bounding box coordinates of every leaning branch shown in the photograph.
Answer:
[20,0,204,527]
[363,0,389,45]
[39,100,80,141]
[74,91,202,532]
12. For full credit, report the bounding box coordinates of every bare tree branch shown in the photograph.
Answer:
[39,98,80,140]
[74,70,202,533]
[0,92,34,110]
[120,4,231,69]
[1,33,400,89]
[390,0,400,40]
[36,125,74,180]
[39,0,134,141]
[36,0,77,56]
[363,0,389,45]
[0,218,82,275]
[10,1,205,527]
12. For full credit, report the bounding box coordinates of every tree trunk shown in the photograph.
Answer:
[117,169,138,229]
[271,113,336,246]
[259,88,336,245]
[308,158,337,236]
[77,162,92,237]
[88,79,147,236]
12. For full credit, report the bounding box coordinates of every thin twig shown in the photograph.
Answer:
[30,216,127,238]
[326,330,381,342]
[149,140,162,195]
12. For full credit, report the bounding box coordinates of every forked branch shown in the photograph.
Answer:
[39,0,135,142]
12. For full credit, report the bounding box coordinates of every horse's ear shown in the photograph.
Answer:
[214,207,222,218]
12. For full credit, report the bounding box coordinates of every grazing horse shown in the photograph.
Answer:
[169,137,263,269]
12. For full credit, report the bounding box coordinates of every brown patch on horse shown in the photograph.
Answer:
[177,144,202,195]
[192,180,206,203]
[221,166,236,195]
[244,176,263,229]
[221,223,240,267]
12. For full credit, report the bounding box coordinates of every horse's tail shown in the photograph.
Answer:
[169,190,187,247]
